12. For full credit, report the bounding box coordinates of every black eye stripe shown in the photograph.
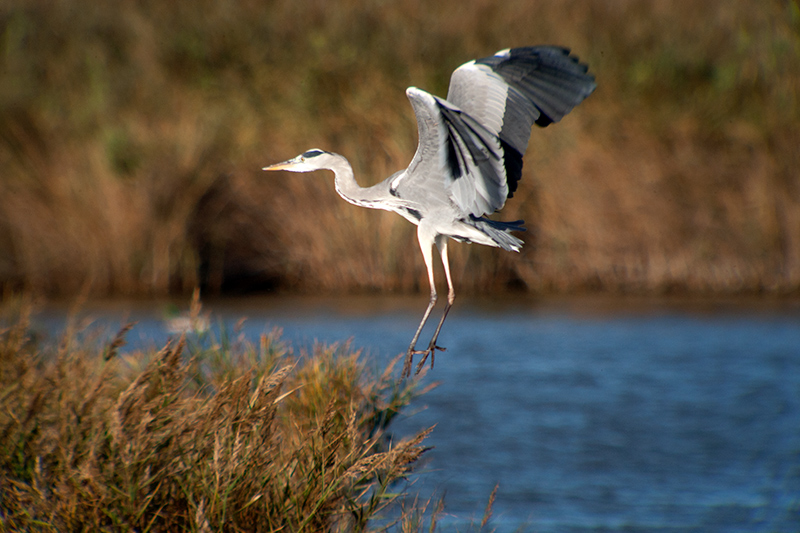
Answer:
[302,149,325,158]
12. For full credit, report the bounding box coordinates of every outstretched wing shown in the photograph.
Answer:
[448,47,596,154]
[396,46,596,218]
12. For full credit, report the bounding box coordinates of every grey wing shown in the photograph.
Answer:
[447,46,597,155]
[397,86,514,218]
[442,46,596,216]
[396,47,595,219]
[390,87,464,213]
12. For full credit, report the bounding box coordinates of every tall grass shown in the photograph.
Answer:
[1,0,798,296]
[0,296,454,531]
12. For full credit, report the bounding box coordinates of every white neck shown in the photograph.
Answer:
[325,153,382,209]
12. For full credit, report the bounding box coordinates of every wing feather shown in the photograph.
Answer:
[400,46,595,218]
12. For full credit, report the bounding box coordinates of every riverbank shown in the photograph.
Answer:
[0,297,448,531]
[1,0,798,297]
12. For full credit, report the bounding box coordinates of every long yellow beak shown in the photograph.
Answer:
[262,161,296,171]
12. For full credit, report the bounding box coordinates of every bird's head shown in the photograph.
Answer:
[262,149,335,173]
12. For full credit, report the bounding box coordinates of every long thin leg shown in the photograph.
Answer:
[403,227,437,378]
[415,234,455,374]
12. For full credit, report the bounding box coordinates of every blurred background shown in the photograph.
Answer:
[1,0,798,299]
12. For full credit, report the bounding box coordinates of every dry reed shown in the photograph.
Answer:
[0,296,468,531]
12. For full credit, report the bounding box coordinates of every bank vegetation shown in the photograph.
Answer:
[1,0,798,297]
[0,296,455,531]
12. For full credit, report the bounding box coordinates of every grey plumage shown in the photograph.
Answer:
[264,46,595,378]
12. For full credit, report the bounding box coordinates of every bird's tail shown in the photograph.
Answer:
[467,216,525,252]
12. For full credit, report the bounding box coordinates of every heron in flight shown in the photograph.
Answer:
[264,46,595,378]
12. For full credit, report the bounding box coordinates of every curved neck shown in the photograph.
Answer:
[327,154,380,208]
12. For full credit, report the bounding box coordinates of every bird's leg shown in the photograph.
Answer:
[403,226,438,379]
[415,235,454,374]
[403,288,437,378]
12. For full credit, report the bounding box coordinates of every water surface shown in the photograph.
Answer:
[35,295,800,532]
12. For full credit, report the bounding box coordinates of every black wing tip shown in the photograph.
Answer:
[506,45,570,56]
[504,45,581,63]
[481,45,596,82]
[476,216,526,232]
[500,139,524,196]
[486,45,596,128]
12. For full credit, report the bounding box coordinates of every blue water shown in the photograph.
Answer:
[35,295,800,532]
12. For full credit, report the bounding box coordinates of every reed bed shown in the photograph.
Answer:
[0,295,459,532]
[1,0,798,297]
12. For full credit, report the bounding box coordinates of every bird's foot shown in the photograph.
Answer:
[414,343,446,375]
[402,343,446,379]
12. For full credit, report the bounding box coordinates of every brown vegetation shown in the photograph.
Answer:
[0,0,798,297]
[0,296,448,531]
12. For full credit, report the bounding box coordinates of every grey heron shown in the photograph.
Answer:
[264,46,595,378]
